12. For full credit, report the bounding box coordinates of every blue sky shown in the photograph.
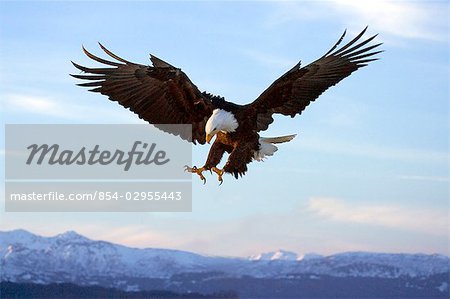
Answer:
[1,1,448,257]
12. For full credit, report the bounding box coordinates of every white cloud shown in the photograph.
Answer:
[269,1,447,42]
[9,96,58,113]
[397,175,450,183]
[308,197,449,236]
[1,198,448,257]
[2,94,143,123]
[96,225,182,249]
[240,48,294,70]
[330,0,446,41]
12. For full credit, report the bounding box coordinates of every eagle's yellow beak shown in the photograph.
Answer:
[206,133,213,144]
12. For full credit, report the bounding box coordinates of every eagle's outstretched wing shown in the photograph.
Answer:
[71,44,215,144]
[247,27,383,131]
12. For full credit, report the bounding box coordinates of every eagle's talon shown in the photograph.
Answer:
[212,167,225,185]
[184,165,207,183]
[184,165,197,172]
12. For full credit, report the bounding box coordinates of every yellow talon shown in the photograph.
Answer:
[211,167,225,185]
[184,165,207,184]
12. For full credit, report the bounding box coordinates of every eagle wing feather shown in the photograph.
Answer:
[248,27,383,131]
[71,44,215,144]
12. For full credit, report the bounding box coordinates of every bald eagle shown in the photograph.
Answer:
[71,27,382,184]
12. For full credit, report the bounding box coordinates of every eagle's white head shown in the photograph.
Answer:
[205,109,238,143]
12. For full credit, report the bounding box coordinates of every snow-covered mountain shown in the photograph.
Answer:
[0,229,227,282]
[249,249,300,261]
[1,229,449,296]
[249,250,323,261]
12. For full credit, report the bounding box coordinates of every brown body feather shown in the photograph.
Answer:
[208,119,260,178]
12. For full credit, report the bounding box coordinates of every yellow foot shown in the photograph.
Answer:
[184,165,207,184]
[211,167,225,185]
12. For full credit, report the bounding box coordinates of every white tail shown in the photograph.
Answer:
[260,134,297,144]
[253,134,296,161]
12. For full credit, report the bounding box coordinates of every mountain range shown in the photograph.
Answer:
[1,229,449,298]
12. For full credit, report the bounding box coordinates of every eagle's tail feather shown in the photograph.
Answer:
[259,134,296,144]
[253,134,296,161]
